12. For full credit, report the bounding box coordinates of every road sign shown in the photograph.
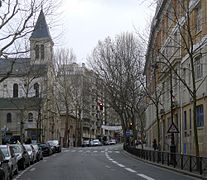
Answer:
[167,122,179,133]
[125,130,133,137]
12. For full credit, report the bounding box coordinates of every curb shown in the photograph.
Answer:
[122,149,206,180]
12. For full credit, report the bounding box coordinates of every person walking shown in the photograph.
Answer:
[153,139,157,150]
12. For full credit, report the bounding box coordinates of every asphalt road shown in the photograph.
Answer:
[14,144,201,180]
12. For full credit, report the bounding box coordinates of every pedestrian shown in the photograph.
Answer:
[152,138,157,150]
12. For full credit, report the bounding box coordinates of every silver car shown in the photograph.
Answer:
[0,145,18,177]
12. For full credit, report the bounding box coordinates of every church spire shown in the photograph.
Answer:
[30,10,52,40]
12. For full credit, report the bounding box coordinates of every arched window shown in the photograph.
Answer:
[41,45,44,59]
[13,83,18,97]
[35,45,39,59]
[28,113,33,122]
[7,113,12,123]
[34,83,39,97]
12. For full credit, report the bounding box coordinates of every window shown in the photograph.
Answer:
[28,113,33,122]
[41,45,44,59]
[196,105,204,127]
[13,83,18,97]
[34,83,39,97]
[7,113,12,123]
[35,45,39,59]
[189,109,192,129]
[195,3,202,33]
[194,55,203,79]
[184,111,187,130]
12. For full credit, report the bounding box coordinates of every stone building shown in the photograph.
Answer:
[144,0,207,156]
[0,10,60,143]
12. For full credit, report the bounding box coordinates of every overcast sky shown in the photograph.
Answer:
[55,0,156,63]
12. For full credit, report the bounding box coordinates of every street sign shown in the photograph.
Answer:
[167,122,179,133]
[125,130,133,137]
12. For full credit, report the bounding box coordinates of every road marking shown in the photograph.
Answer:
[78,150,83,152]
[115,151,120,153]
[137,174,155,180]
[30,167,36,172]
[125,168,136,173]
[117,163,125,168]
[71,150,76,152]
[93,150,98,153]
[112,160,118,164]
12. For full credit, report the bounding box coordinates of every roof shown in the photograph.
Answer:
[30,10,51,40]
[0,58,47,76]
[0,98,42,110]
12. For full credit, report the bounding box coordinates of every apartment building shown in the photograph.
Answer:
[144,0,207,156]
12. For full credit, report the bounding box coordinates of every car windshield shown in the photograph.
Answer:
[0,147,9,157]
[48,140,58,145]
[11,145,21,153]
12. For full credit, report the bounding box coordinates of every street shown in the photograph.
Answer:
[13,144,200,180]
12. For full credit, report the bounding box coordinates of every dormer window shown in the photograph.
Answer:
[41,45,44,59]
[34,83,39,97]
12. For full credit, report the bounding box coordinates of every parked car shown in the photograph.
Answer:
[10,144,30,170]
[90,139,102,146]
[81,140,90,147]
[37,143,53,156]
[0,148,10,180]
[0,145,18,178]
[47,140,61,153]
[23,144,35,164]
[31,144,43,161]
[109,139,117,145]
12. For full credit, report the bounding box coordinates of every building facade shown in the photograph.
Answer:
[144,0,207,156]
[0,10,60,143]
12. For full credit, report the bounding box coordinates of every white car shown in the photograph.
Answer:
[90,139,102,146]
[23,144,35,164]
[0,145,18,177]
[109,139,117,145]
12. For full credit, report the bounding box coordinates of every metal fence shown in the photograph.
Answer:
[123,144,207,176]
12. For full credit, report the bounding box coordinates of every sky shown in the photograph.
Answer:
[56,0,156,63]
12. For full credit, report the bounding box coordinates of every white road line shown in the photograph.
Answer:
[115,151,120,153]
[137,174,155,180]
[93,150,98,153]
[112,160,118,164]
[71,150,76,152]
[30,167,36,172]
[125,168,136,173]
[117,163,125,168]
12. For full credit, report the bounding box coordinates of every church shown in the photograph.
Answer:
[0,10,60,144]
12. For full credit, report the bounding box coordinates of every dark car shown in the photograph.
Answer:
[0,148,10,180]
[47,140,61,153]
[37,143,53,156]
[10,144,30,170]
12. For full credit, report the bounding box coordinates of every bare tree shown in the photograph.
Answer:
[55,48,77,147]
[88,32,145,144]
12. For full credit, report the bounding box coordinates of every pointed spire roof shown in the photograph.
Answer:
[30,10,52,39]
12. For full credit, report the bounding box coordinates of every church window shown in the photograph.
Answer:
[13,83,18,97]
[41,45,44,59]
[35,45,39,59]
[7,113,12,123]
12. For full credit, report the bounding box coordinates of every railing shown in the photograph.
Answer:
[123,144,207,176]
